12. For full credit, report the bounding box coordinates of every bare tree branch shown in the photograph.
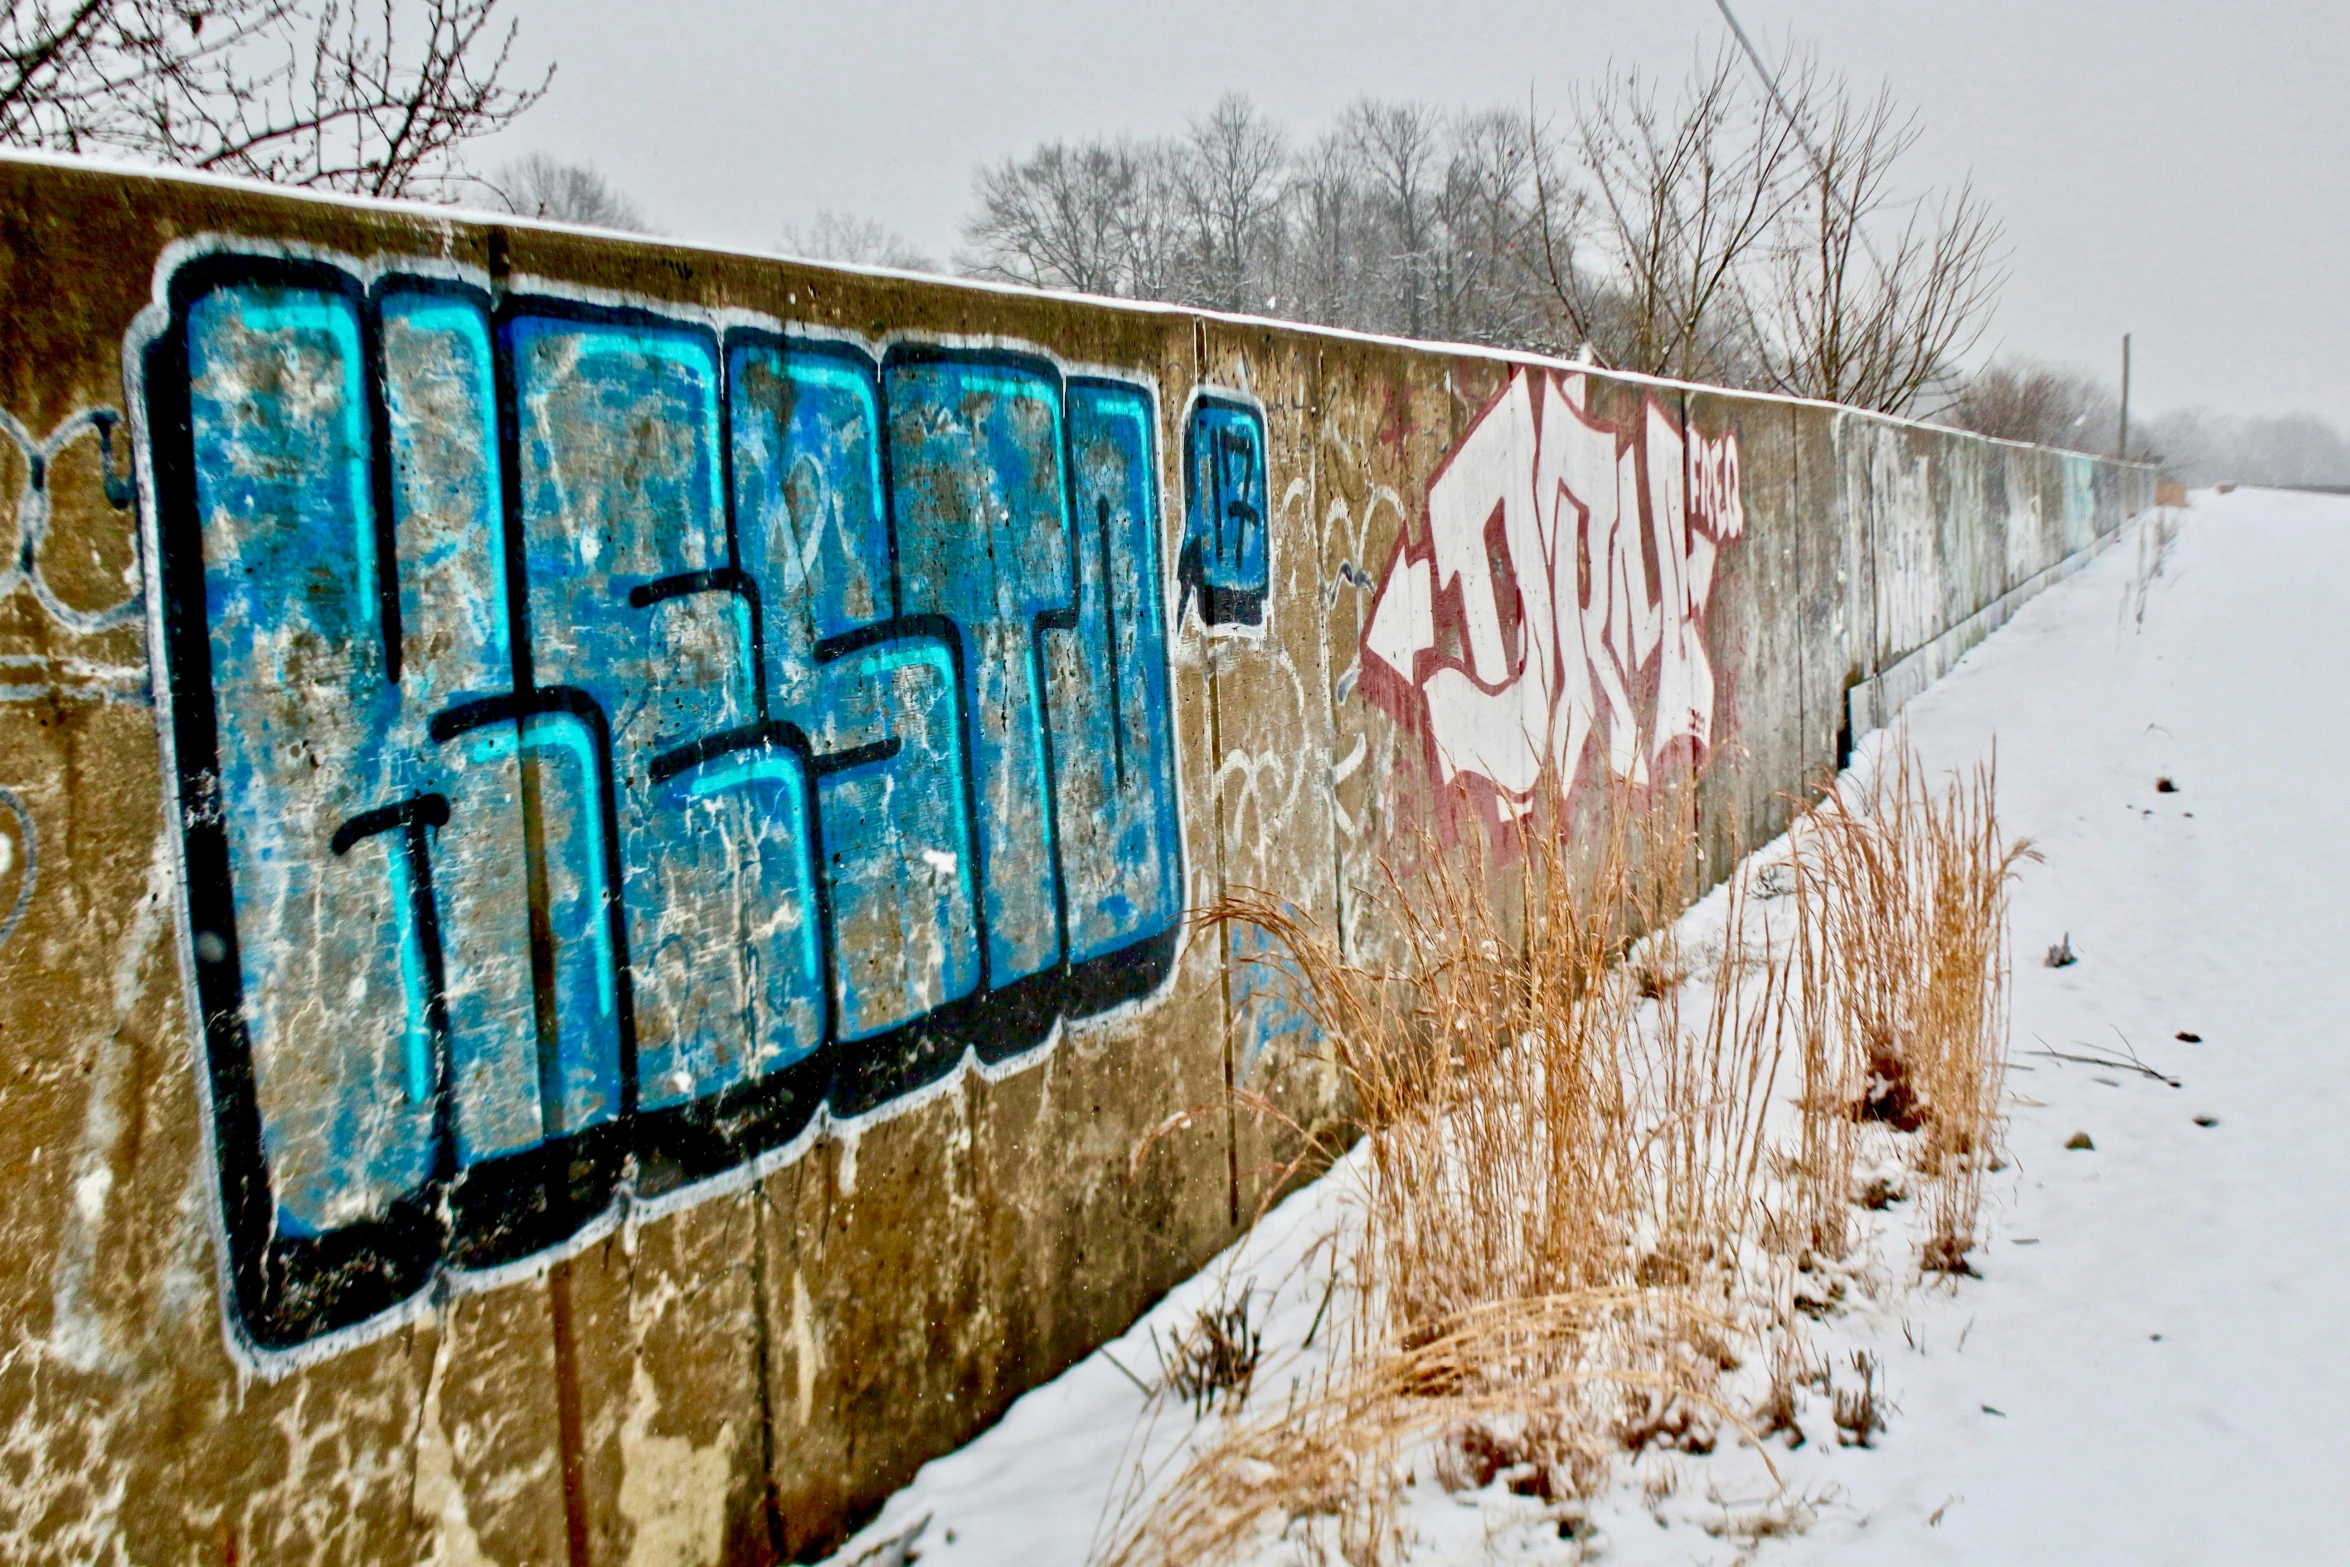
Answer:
[1749,62,2007,414]
[1562,49,1805,383]
[0,0,548,200]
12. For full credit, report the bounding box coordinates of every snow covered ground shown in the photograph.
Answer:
[826,488,2350,1565]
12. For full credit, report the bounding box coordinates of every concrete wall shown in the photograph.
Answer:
[0,156,2154,1564]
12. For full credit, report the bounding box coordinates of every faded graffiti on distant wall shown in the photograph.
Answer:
[135,248,1188,1354]
[1358,367,1744,823]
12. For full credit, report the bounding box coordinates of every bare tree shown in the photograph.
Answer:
[1945,360,2115,451]
[1169,91,1287,312]
[1549,50,1806,383]
[484,151,644,230]
[1,0,548,199]
[960,135,1183,298]
[778,209,933,271]
[1426,104,1565,349]
[1280,128,1368,327]
[1749,69,2005,414]
[1340,98,1445,337]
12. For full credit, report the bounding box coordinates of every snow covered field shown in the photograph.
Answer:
[827,489,2350,1565]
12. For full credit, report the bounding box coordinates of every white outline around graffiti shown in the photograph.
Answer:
[0,405,148,704]
[0,407,144,631]
[1174,381,1277,644]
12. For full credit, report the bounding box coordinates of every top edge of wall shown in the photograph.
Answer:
[1,147,2154,472]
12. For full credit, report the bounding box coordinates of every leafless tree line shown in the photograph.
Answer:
[959,52,2005,417]
[2142,407,2350,489]
[1948,358,2350,486]
[958,92,1573,351]
[32,7,2317,477]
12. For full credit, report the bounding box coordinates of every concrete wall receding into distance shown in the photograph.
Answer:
[0,156,2153,1563]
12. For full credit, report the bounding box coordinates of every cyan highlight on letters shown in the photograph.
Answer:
[138,248,1187,1354]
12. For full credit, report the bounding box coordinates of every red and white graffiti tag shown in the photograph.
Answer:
[1359,367,1744,819]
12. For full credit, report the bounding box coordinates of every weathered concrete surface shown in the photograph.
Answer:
[0,154,2153,1563]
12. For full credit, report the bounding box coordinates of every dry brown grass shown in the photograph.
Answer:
[1789,745,2035,1274]
[1103,745,2026,1566]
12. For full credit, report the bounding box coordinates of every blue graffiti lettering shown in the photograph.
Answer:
[143,253,1186,1350]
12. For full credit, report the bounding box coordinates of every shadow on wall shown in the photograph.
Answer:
[134,246,1269,1359]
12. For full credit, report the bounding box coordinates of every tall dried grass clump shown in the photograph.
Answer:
[1230,777,1789,1356]
[1105,746,2027,1565]
[1105,777,1792,1565]
[1789,746,2035,1273]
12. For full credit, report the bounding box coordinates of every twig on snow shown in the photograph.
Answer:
[2025,1030,2180,1088]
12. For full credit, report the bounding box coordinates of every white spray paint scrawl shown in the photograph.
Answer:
[1358,367,1743,822]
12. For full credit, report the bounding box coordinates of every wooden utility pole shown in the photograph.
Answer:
[2119,333,2132,459]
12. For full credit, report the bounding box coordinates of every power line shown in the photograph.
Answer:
[1710,0,1825,175]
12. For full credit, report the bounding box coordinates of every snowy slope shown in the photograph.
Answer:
[825,489,2350,1565]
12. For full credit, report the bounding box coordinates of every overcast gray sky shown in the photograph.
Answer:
[469,1,2350,426]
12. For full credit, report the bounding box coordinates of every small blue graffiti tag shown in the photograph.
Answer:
[1177,392,1269,631]
[141,251,1185,1352]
